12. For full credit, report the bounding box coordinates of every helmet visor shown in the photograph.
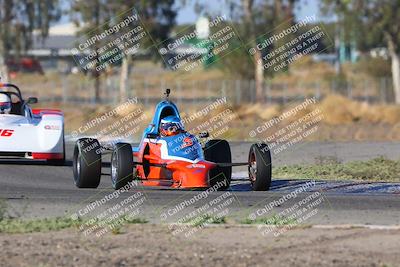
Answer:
[160,122,183,135]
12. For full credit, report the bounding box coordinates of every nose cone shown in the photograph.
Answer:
[167,160,216,188]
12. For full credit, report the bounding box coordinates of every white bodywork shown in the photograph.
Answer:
[0,106,64,158]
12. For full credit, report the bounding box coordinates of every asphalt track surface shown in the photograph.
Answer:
[1,141,399,225]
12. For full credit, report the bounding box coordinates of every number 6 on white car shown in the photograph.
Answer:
[0,83,65,165]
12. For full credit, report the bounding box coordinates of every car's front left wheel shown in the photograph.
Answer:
[73,138,102,188]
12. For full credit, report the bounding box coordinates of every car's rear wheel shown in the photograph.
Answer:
[73,138,102,188]
[111,143,134,190]
[248,143,272,191]
[204,139,231,190]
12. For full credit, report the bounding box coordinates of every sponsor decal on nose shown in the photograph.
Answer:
[44,125,61,130]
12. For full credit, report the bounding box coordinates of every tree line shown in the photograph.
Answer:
[0,0,399,103]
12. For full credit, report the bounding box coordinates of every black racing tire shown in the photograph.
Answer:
[111,143,134,190]
[73,138,102,188]
[248,143,272,191]
[204,139,231,190]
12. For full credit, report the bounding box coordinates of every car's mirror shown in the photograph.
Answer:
[198,132,209,138]
[27,97,38,104]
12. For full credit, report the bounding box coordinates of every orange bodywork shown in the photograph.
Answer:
[133,141,216,188]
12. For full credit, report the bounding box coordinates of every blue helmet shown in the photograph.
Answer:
[160,115,184,136]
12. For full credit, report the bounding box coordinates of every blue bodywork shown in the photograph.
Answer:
[145,100,181,136]
[133,100,203,161]
[161,133,204,161]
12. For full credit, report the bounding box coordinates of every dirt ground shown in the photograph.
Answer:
[1,225,399,267]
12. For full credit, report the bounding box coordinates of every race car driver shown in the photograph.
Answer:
[0,94,11,114]
[160,115,184,137]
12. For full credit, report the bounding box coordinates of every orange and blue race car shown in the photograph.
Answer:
[72,89,272,191]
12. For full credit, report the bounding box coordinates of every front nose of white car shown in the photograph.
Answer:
[37,115,64,153]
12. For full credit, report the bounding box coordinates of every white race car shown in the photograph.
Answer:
[0,82,65,165]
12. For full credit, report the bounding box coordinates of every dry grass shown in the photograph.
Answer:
[12,56,400,141]
[318,94,400,125]
[233,94,400,141]
[274,56,336,84]
[235,94,400,126]
[38,94,400,141]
